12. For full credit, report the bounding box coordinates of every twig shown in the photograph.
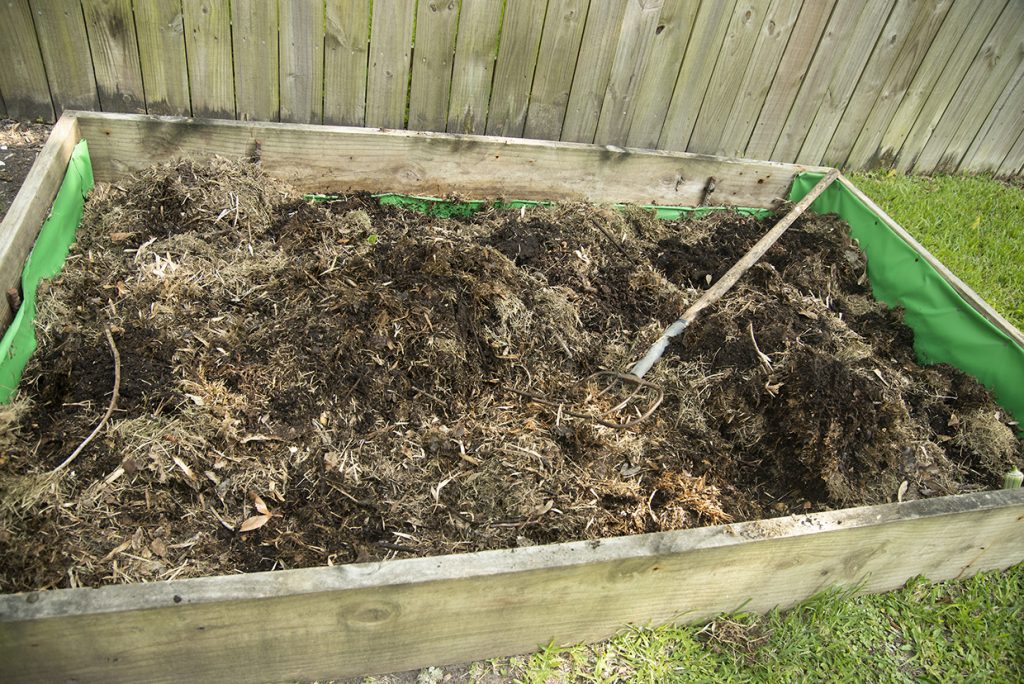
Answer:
[53,327,121,473]
[748,322,773,371]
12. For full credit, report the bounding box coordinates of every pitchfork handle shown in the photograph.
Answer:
[630,169,841,379]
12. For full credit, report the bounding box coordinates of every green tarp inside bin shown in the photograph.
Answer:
[2,149,1021,432]
[0,140,93,402]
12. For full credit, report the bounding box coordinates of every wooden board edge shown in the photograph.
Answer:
[0,489,1021,683]
[0,112,81,331]
[838,174,1024,348]
[2,488,1021,622]
[72,111,831,208]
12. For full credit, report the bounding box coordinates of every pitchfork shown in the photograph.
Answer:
[510,170,841,428]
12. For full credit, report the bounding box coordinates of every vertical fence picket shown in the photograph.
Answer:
[522,0,588,141]
[232,0,278,122]
[656,0,736,151]
[0,0,54,121]
[961,62,1024,174]
[446,0,503,134]
[561,1,627,143]
[29,0,100,115]
[485,0,549,138]
[593,0,665,146]
[624,0,701,149]
[280,0,324,124]
[80,0,146,113]
[133,0,190,116]
[408,0,460,132]
[182,0,234,119]
[324,0,370,126]
[366,0,415,129]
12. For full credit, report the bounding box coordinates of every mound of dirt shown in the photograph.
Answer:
[1,158,1019,592]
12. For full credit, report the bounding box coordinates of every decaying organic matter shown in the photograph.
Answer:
[1,158,1019,592]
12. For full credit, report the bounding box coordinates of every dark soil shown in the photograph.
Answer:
[1,158,1019,593]
[0,120,50,221]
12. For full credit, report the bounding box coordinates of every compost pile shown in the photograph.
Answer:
[1,159,1019,592]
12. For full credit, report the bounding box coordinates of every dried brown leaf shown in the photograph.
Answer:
[239,514,271,532]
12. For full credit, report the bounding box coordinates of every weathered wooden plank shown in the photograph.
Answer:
[769,0,867,162]
[280,0,324,124]
[794,0,895,165]
[716,0,803,159]
[656,0,737,151]
[485,0,549,138]
[2,487,1021,683]
[182,0,235,119]
[366,0,415,128]
[996,125,1024,178]
[232,0,279,122]
[522,0,590,141]
[81,0,146,113]
[890,0,1010,172]
[75,112,824,208]
[846,0,976,170]
[687,0,771,155]
[560,0,627,143]
[593,0,665,146]
[822,0,953,168]
[745,0,835,160]
[446,0,502,134]
[838,173,1024,348]
[913,1,1024,174]
[960,59,1024,174]
[624,0,701,149]
[0,0,53,121]
[28,0,100,115]
[0,114,80,329]
[132,0,191,116]
[408,0,460,132]
[324,0,371,126]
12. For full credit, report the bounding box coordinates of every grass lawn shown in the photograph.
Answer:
[496,173,1024,683]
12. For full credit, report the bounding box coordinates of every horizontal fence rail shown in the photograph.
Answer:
[1,0,1022,175]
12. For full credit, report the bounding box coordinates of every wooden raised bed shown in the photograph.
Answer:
[1,112,1022,683]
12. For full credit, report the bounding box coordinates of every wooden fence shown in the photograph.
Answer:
[1,0,1022,176]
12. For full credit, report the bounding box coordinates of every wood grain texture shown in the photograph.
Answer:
[324,0,371,126]
[687,0,770,155]
[29,0,100,115]
[366,0,415,128]
[132,0,191,116]
[996,125,1024,178]
[182,0,235,118]
[446,0,502,134]
[74,112,822,207]
[846,0,973,170]
[769,0,865,162]
[560,0,627,143]
[912,1,1024,173]
[408,0,460,132]
[822,0,953,168]
[0,0,54,121]
[593,0,665,146]
[81,0,146,113]
[485,0,549,138]
[624,0,701,149]
[0,114,79,329]
[656,0,738,151]
[794,0,895,165]
[891,0,1010,172]
[959,59,1024,173]
[2,485,1021,683]
[280,0,324,124]
[523,0,589,141]
[716,0,803,159]
[745,0,835,160]
[232,0,278,122]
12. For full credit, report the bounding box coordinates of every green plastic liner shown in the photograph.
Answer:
[790,172,1024,428]
[0,140,94,402]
